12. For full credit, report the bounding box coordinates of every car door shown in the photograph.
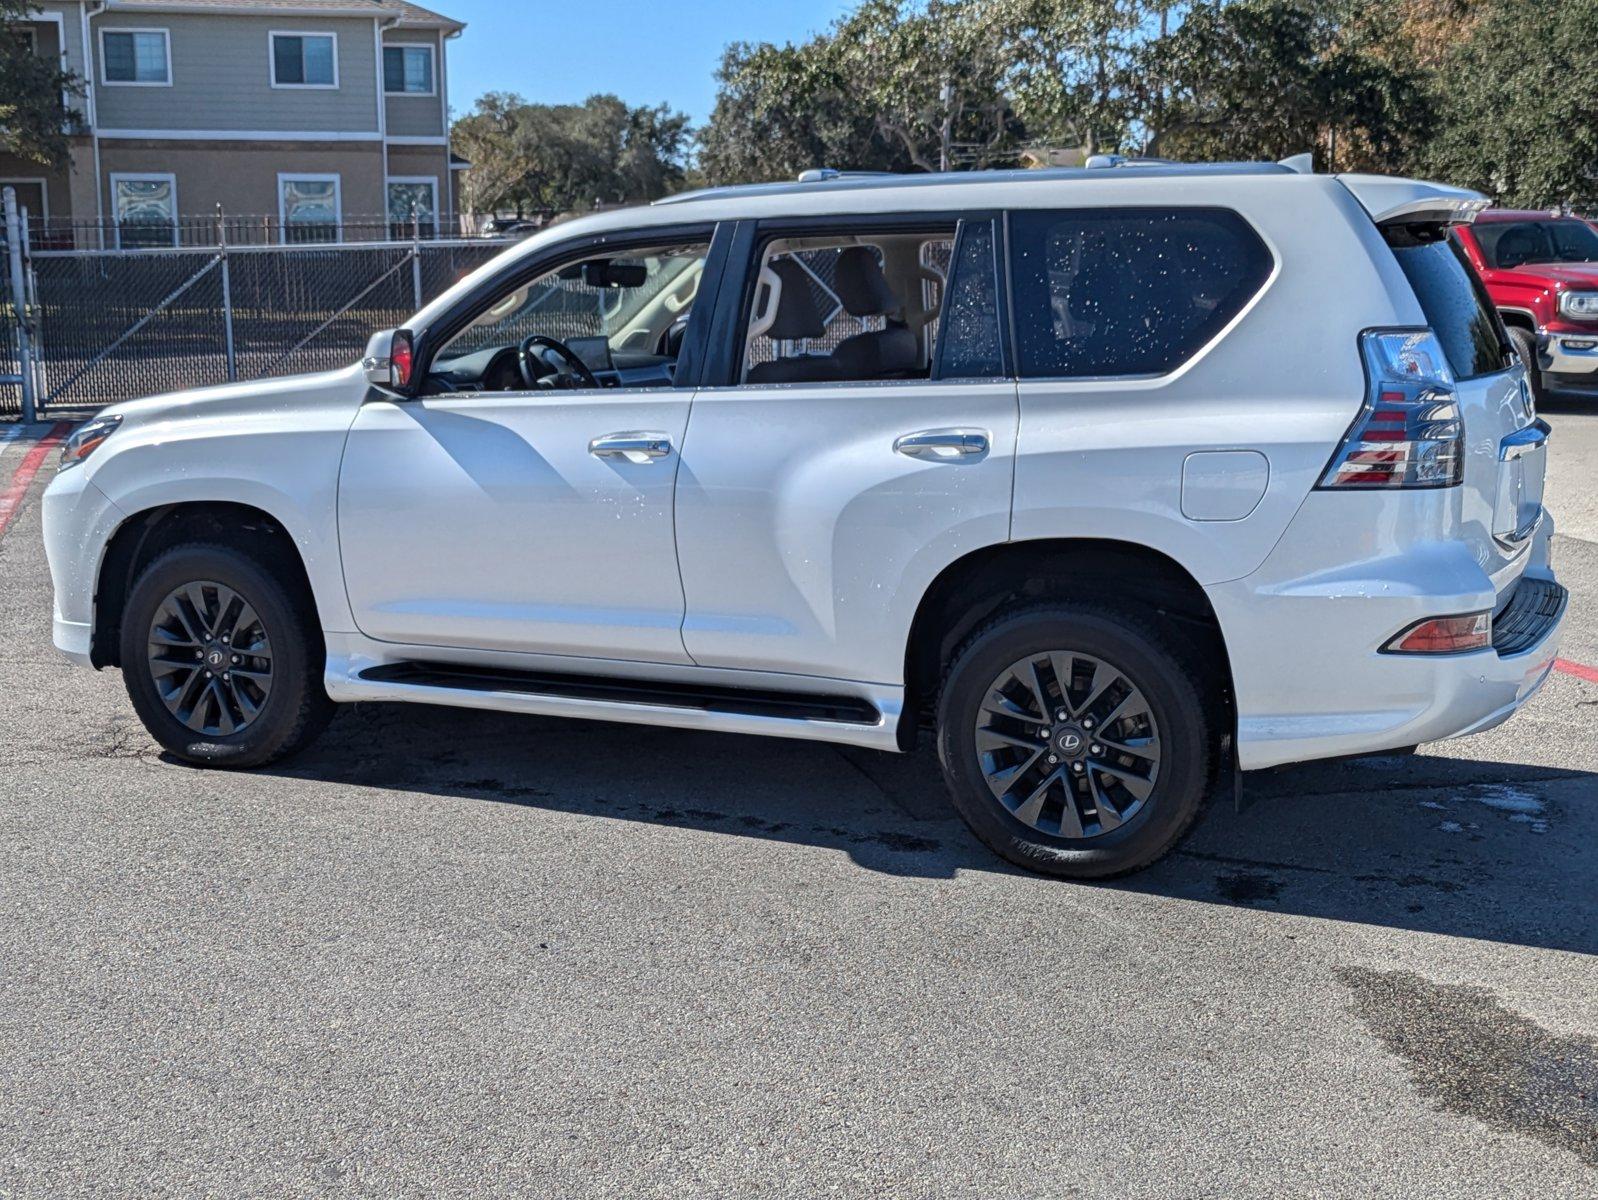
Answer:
[337,223,724,664]
[674,216,1019,685]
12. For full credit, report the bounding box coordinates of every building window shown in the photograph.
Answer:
[101,29,171,86]
[383,44,435,95]
[278,174,341,243]
[270,32,337,88]
[111,173,177,248]
[387,178,438,238]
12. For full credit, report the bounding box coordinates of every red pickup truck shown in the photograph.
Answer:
[1454,209,1598,402]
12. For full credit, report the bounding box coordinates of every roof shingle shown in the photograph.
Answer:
[101,0,464,31]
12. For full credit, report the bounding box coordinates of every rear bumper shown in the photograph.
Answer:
[1211,509,1565,771]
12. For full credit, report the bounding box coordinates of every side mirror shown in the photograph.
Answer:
[362,329,415,392]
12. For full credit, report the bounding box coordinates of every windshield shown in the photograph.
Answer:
[1475,219,1598,269]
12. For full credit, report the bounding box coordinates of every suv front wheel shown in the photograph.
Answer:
[120,542,334,768]
[936,604,1215,879]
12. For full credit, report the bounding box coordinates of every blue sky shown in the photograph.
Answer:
[443,0,856,125]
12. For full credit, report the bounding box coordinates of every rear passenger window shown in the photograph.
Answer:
[936,220,1004,379]
[1393,239,1506,380]
[1008,208,1273,378]
[739,228,955,385]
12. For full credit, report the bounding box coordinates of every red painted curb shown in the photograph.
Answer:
[0,423,73,540]
[1555,659,1598,684]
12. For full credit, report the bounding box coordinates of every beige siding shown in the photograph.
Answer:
[382,29,445,139]
[383,143,448,221]
[92,14,382,135]
[100,139,385,227]
[32,3,87,119]
[0,154,70,223]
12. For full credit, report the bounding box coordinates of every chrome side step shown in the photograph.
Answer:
[328,656,902,751]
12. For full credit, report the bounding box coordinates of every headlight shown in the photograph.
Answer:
[1558,290,1598,319]
[58,415,122,471]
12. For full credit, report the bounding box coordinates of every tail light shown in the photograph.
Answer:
[1319,330,1462,489]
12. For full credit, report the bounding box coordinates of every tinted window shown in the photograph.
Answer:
[937,221,1004,379]
[1009,208,1272,378]
[1393,240,1505,380]
[1475,219,1598,269]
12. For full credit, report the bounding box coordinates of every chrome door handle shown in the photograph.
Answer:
[1500,418,1551,461]
[894,428,989,459]
[590,431,672,463]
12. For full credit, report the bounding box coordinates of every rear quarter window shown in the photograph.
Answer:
[1392,238,1506,380]
[1008,207,1273,378]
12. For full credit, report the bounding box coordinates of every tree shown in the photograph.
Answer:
[830,0,1021,172]
[0,3,84,166]
[1136,0,1429,170]
[1424,0,1598,208]
[696,39,902,185]
[999,0,1169,157]
[451,92,691,215]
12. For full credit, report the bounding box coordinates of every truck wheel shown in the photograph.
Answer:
[936,604,1215,879]
[120,542,334,768]
[1506,327,1546,408]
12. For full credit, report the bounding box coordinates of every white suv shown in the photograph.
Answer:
[42,162,1566,878]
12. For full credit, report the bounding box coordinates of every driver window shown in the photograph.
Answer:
[430,240,710,392]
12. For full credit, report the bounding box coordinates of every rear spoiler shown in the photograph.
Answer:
[1334,174,1491,229]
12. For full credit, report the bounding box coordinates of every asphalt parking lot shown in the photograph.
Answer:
[1,408,1595,1197]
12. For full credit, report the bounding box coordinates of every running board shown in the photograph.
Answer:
[333,658,902,751]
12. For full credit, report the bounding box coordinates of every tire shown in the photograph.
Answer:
[936,603,1216,880]
[1506,326,1546,409]
[120,542,334,768]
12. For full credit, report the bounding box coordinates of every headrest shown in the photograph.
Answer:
[765,258,827,340]
[834,246,900,317]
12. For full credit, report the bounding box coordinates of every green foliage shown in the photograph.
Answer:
[696,40,899,184]
[0,3,85,166]
[1424,0,1598,207]
[1141,0,1432,169]
[451,0,1598,213]
[452,92,690,215]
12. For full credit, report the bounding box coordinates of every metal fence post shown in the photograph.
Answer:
[4,187,37,423]
[411,206,424,311]
[217,204,237,382]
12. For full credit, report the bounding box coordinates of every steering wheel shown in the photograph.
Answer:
[518,334,600,390]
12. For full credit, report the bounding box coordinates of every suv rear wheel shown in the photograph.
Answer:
[120,543,334,768]
[936,604,1215,879]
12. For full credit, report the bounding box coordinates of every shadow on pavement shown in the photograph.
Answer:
[242,699,1598,956]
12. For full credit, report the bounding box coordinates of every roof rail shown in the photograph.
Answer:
[1084,154,1179,169]
[796,167,898,183]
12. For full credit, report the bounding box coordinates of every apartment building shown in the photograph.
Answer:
[2,0,465,246]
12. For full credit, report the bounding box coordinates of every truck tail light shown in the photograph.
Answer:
[1383,612,1491,654]
[1319,330,1462,489]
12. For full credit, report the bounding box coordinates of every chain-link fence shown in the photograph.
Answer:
[0,248,19,419]
[28,238,513,408]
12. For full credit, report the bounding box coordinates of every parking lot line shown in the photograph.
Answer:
[1556,658,1598,684]
[0,422,72,540]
